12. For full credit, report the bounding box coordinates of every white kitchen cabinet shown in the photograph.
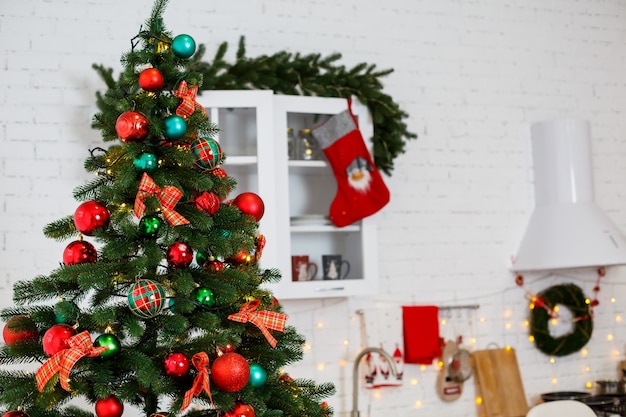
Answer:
[198,90,378,299]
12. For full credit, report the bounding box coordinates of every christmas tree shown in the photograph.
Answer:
[0,2,334,417]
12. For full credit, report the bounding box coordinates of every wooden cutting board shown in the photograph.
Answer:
[472,347,528,417]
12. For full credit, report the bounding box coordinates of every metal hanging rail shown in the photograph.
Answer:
[439,304,480,311]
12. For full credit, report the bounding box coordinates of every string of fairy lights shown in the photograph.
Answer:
[278,271,626,413]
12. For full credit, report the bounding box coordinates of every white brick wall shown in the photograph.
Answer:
[3,1,626,416]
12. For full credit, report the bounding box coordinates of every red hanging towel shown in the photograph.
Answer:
[402,305,441,364]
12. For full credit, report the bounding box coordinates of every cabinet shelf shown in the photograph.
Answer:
[290,224,360,233]
[198,90,378,300]
[225,156,258,166]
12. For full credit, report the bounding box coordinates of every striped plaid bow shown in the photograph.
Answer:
[182,352,213,410]
[134,172,189,226]
[173,81,205,118]
[228,300,288,348]
[36,331,107,392]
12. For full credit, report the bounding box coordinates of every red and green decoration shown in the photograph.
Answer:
[127,279,166,318]
[529,283,593,357]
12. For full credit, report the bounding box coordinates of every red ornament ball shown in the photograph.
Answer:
[2,411,30,417]
[95,395,124,417]
[211,167,228,178]
[138,68,164,92]
[166,241,193,268]
[74,200,110,236]
[42,324,76,356]
[3,315,38,346]
[223,402,255,417]
[163,352,190,378]
[63,240,97,265]
[115,111,149,143]
[211,352,250,392]
[227,250,252,266]
[233,192,265,222]
[205,260,225,273]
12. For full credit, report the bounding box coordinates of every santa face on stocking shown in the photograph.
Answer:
[313,104,389,227]
[346,156,374,193]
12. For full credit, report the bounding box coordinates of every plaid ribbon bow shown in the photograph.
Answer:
[134,172,189,226]
[228,300,288,348]
[35,331,107,392]
[182,352,213,410]
[173,81,205,118]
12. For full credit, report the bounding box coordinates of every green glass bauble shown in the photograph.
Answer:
[94,333,121,358]
[164,115,187,140]
[54,300,80,324]
[139,214,162,238]
[248,363,267,387]
[133,152,158,173]
[195,251,208,265]
[192,287,215,307]
[171,34,196,58]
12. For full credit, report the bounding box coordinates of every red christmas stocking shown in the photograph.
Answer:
[312,103,390,227]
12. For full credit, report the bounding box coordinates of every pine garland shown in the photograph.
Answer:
[189,37,417,176]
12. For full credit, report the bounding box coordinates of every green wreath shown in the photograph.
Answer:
[530,283,593,357]
[189,37,417,176]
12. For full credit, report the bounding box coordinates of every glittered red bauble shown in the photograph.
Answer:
[3,315,38,346]
[166,241,193,269]
[95,395,124,417]
[138,68,164,92]
[233,192,265,222]
[163,352,190,378]
[42,324,76,356]
[2,410,30,417]
[205,260,225,272]
[74,200,110,236]
[211,352,250,392]
[223,402,255,417]
[63,240,97,265]
[210,167,228,178]
[115,111,149,143]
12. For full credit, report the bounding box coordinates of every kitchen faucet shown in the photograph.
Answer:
[351,347,399,417]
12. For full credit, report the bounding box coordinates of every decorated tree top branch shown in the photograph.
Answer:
[188,37,417,175]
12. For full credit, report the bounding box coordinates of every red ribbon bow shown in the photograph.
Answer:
[228,300,288,348]
[134,172,189,226]
[182,352,213,410]
[173,81,205,118]
[35,331,108,392]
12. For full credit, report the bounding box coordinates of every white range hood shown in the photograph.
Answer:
[511,119,626,272]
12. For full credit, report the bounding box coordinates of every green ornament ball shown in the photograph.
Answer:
[171,34,196,58]
[164,115,187,140]
[139,214,162,238]
[94,333,121,358]
[168,298,176,313]
[195,251,208,265]
[133,152,158,173]
[54,300,80,324]
[248,363,267,387]
[192,287,215,307]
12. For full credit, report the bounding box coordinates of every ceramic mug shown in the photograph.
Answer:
[291,255,318,281]
[322,255,350,280]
